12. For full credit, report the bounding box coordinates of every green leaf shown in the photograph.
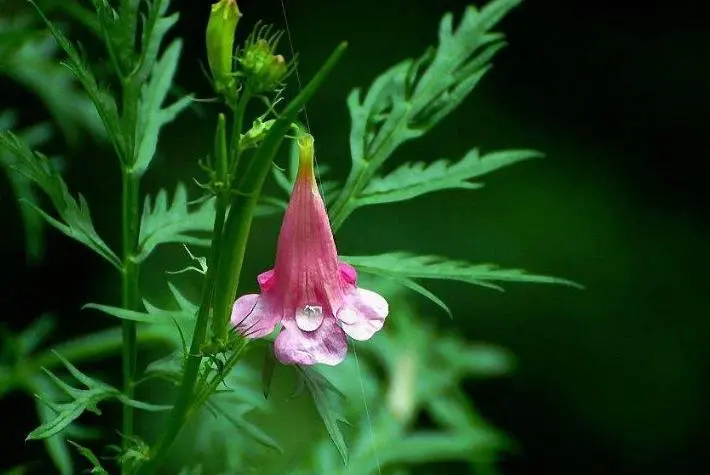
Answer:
[437,340,515,377]
[32,375,74,475]
[0,131,121,269]
[300,366,349,464]
[0,114,51,260]
[427,388,493,433]
[166,245,208,276]
[29,397,87,441]
[261,347,276,399]
[255,196,288,217]
[68,440,108,474]
[342,253,581,314]
[28,1,125,158]
[83,302,189,324]
[133,0,179,84]
[358,149,540,207]
[28,352,170,440]
[383,275,452,317]
[344,253,582,290]
[0,20,103,142]
[143,352,184,385]
[330,0,523,230]
[132,39,192,175]
[137,183,215,262]
[17,314,56,356]
[142,281,199,323]
[208,401,283,453]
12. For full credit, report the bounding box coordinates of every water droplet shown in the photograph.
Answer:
[295,304,324,332]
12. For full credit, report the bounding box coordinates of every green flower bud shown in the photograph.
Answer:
[206,0,241,95]
[238,24,292,94]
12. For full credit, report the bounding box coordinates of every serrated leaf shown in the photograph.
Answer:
[137,183,215,262]
[330,0,523,230]
[32,375,74,475]
[29,353,171,440]
[27,1,125,157]
[68,440,108,475]
[134,0,179,84]
[29,398,87,440]
[132,39,191,175]
[300,366,349,464]
[342,253,582,293]
[0,114,51,260]
[0,131,121,269]
[358,149,540,207]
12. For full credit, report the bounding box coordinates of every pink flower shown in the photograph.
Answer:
[231,134,388,365]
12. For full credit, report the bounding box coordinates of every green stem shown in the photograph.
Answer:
[121,168,141,453]
[229,88,251,177]
[213,112,243,341]
[329,165,368,233]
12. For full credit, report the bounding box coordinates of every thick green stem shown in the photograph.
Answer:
[121,169,141,452]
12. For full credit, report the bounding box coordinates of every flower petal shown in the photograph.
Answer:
[274,318,347,366]
[231,294,280,338]
[337,288,388,341]
[338,262,357,284]
[257,269,276,291]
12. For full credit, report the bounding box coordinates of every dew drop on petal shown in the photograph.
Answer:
[295,304,324,332]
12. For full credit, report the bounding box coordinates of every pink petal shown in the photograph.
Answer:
[257,269,276,291]
[338,262,357,284]
[231,294,280,338]
[337,288,388,341]
[274,318,347,366]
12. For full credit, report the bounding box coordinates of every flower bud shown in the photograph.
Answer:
[239,26,291,94]
[206,0,241,95]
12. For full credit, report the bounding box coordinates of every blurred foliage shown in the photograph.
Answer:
[164,282,514,475]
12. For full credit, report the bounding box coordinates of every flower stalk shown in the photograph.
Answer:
[120,166,141,450]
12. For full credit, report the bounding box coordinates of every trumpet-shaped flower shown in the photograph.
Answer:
[231,134,388,365]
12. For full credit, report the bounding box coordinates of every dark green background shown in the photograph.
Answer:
[1,0,708,473]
